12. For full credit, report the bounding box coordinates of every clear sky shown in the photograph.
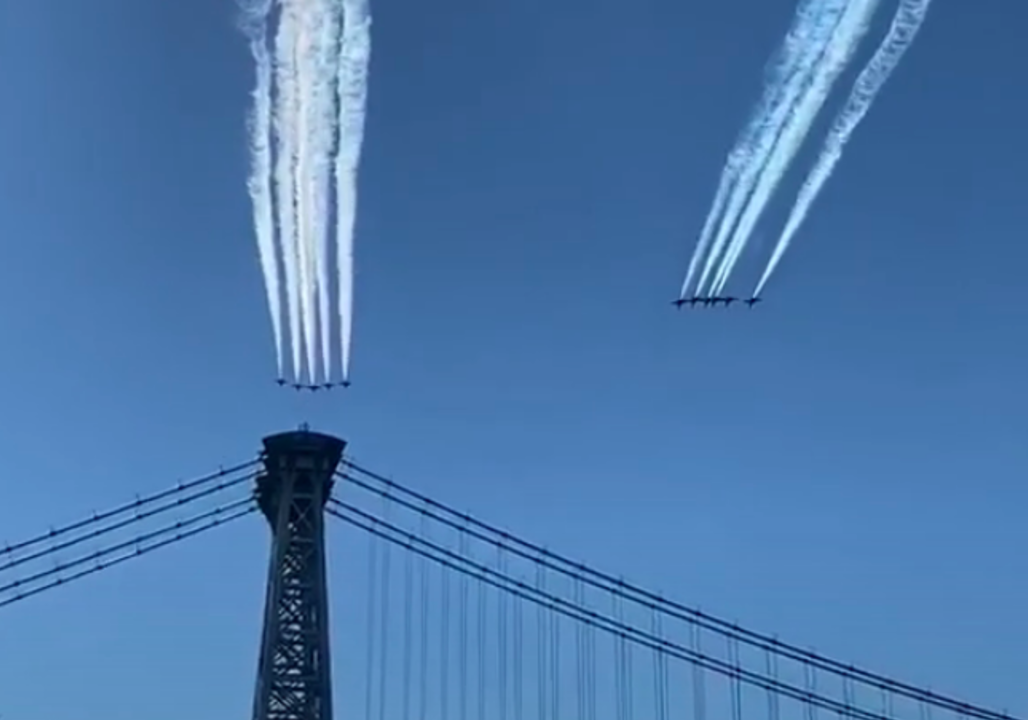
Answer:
[0,0,1025,718]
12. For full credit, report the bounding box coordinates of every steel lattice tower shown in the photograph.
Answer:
[252,428,345,720]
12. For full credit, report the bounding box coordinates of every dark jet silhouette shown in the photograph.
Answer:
[280,381,352,391]
[676,297,715,308]
[276,378,286,386]
[744,297,762,307]
[715,296,739,307]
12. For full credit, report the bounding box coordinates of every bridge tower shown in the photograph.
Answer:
[252,427,346,720]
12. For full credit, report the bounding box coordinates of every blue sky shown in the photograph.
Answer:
[0,0,1025,717]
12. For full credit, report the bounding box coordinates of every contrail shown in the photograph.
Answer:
[272,0,304,379]
[683,0,849,298]
[244,0,371,386]
[308,0,340,382]
[239,0,284,376]
[295,0,319,384]
[710,0,883,295]
[754,0,933,296]
[334,0,372,382]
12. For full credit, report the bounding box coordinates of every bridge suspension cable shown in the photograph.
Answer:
[0,459,259,561]
[338,461,1017,720]
[0,499,255,610]
[330,498,894,720]
[0,470,256,574]
[0,474,257,611]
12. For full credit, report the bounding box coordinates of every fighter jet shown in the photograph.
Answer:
[316,381,351,390]
[744,297,762,307]
[714,296,739,307]
[276,378,286,386]
[673,296,709,308]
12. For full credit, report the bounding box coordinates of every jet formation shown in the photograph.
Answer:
[242,0,371,392]
[275,379,351,392]
[672,296,762,309]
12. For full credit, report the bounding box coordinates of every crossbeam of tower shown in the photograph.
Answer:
[252,429,346,720]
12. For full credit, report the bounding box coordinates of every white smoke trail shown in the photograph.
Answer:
[334,0,372,381]
[711,0,883,295]
[680,166,736,297]
[678,0,838,298]
[273,0,304,379]
[686,0,847,298]
[308,0,340,383]
[694,0,855,296]
[754,0,932,296]
[295,1,319,384]
[245,0,370,385]
[240,0,284,377]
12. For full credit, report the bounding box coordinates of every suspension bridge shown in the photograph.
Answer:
[0,428,1018,720]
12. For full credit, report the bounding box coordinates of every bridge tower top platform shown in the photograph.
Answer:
[256,429,346,524]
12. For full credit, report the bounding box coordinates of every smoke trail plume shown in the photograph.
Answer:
[240,0,284,376]
[272,0,304,379]
[295,1,319,383]
[709,0,882,295]
[754,0,933,296]
[334,0,372,382]
[242,0,372,387]
[309,0,340,381]
[686,0,850,298]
